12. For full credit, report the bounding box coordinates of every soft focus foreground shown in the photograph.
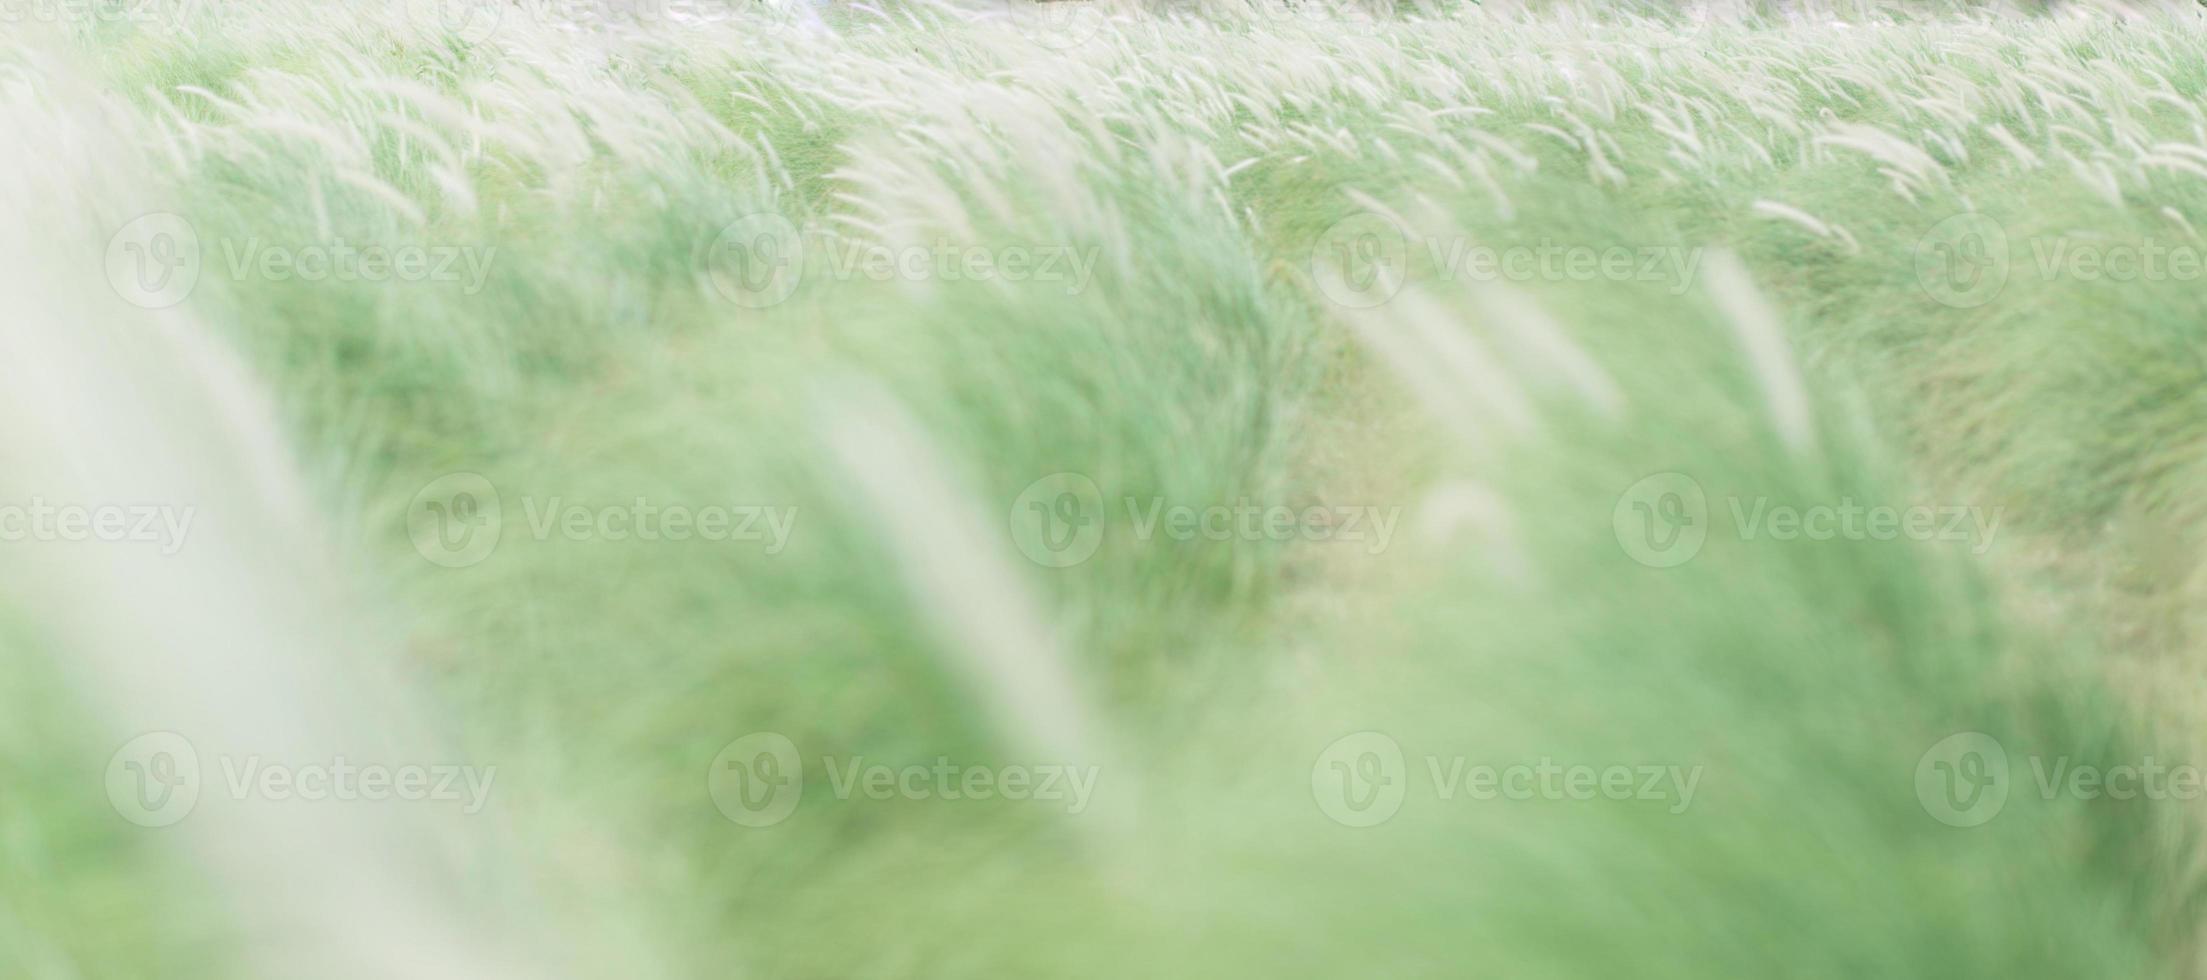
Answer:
[6,0,2207,977]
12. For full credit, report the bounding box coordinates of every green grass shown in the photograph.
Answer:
[3,0,2206,976]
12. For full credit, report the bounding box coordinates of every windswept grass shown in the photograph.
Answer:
[5,0,2207,977]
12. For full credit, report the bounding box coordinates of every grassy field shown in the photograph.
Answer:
[6,0,2207,976]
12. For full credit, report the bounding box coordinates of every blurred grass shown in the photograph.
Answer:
[4,1,2207,977]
